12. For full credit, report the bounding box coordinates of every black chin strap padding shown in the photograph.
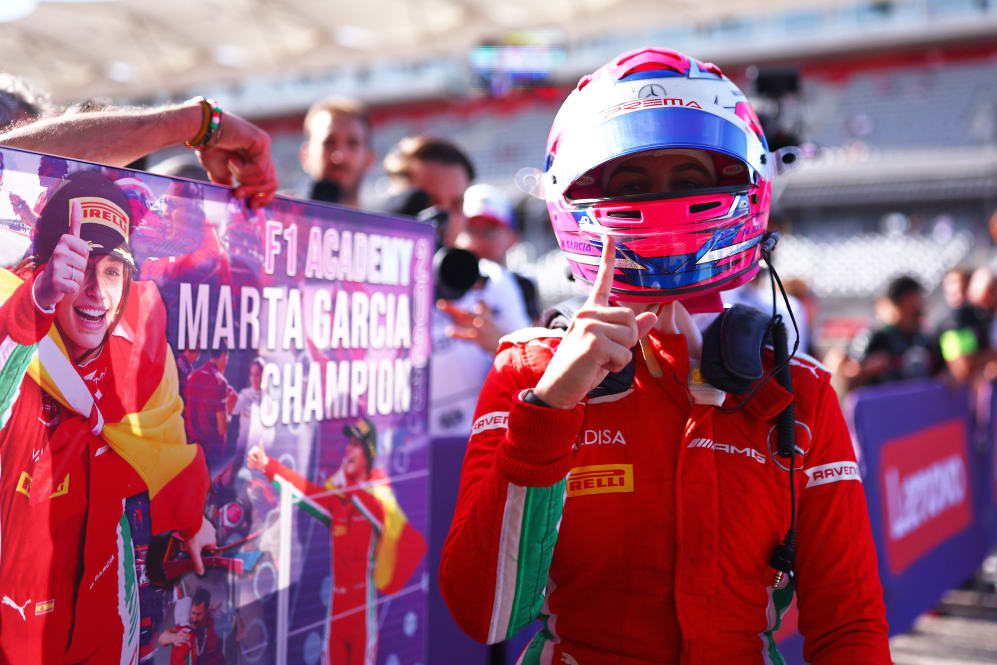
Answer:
[701,305,770,394]
[588,353,636,398]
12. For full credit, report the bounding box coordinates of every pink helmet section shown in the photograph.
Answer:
[543,47,775,308]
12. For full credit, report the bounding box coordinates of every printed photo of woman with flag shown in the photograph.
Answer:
[0,169,214,664]
[247,416,427,665]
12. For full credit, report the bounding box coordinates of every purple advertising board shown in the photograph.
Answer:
[0,146,432,665]
[848,378,988,636]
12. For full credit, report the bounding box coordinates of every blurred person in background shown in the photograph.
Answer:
[299,96,374,206]
[935,266,991,383]
[458,183,541,322]
[722,216,809,355]
[967,267,997,351]
[0,73,51,129]
[383,134,474,244]
[383,135,530,437]
[942,265,973,311]
[783,277,819,357]
[843,275,942,389]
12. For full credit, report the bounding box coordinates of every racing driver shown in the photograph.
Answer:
[439,47,890,664]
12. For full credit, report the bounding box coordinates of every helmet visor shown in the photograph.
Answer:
[564,147,751,202]
[548,106,768,200]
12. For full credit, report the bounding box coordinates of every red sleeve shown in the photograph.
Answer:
[0,269,55,345]
[264,456,337,512]
[439,339,584,644]
[795,378,892,664]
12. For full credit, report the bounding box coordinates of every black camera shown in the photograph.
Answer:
[417,205,484,302]
[384,189,484,301]
[309,179,342,203]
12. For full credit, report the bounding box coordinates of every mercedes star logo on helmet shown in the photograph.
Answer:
[637,84,666,99]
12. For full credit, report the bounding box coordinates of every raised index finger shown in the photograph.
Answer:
[70,199,83,238]
[587,235,616,307]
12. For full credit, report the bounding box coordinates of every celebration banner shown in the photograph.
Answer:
[0,146,432,665]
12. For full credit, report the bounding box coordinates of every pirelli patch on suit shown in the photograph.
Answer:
[567,464,633,498]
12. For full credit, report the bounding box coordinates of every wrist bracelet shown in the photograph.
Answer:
[184,97,222,150]
[522,389,553,408]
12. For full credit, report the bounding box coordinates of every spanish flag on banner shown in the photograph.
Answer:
[366,473,428,595]
[0,269,207,536]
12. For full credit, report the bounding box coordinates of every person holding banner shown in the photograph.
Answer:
[440,48,890,664]
[0,97,278,207]
[247,417,427,665]
[0,170,213,664]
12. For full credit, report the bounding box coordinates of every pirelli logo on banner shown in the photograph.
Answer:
[567,464,633,498]
[72,196,129,238]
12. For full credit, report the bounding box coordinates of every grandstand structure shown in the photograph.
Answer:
[136,0,997,345]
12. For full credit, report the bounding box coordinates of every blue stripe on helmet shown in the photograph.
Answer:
[619,70,686,81]
[597,107,752,173]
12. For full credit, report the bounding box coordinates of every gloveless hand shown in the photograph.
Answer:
[34,200,90,310]
[184,515,217,576]
[246,444,269,471]
[533,236,657,409]
[438,299,503,354]
[197,109,278,209]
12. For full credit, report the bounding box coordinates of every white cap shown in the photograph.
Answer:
[463,183,516,230]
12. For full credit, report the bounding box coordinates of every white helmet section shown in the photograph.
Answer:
[544,58,773,201]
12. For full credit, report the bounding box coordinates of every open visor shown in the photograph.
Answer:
[565,148,752,202]
[546,106,770,200]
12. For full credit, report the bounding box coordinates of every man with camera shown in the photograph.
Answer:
[382,135,531,437]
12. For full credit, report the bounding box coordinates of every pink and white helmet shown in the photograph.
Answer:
[544,47,776,311]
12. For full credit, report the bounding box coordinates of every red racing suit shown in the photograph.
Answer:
[0,271,208,665]
[440,326,891,665]
[263,458,426,665]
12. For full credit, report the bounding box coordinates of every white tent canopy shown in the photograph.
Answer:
[2,0,873,106]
